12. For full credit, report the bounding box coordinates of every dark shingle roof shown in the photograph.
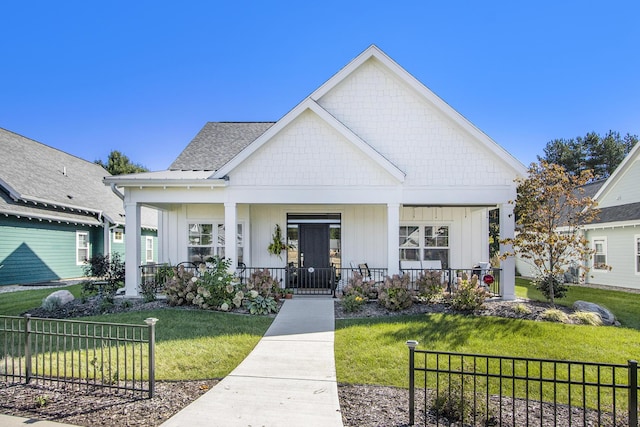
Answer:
[589,202,640,224]
[0,128,126,225]
[170,122,274,171]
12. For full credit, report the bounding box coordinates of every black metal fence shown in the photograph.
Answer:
[407,341,639,426]
[0,315,157,397]
[140,263,501,298]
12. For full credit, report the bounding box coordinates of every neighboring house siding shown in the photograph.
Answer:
[0,217,98,285]
[587,228,640,290]
[598,159,640,207]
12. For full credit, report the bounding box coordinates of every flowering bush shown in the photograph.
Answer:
[342,273,378,300]
[415,270,444,302]
[378,274,413,311]
[164,258,279,315]
[245,269,280,298]
[449,275,489,312]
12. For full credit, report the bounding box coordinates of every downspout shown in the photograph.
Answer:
[110,183,125,200]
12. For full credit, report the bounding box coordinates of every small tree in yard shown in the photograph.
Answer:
[501,161,602,305]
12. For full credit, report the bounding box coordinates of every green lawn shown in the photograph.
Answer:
[2,280,640,388]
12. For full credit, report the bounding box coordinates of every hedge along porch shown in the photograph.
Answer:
[105,45,526,298]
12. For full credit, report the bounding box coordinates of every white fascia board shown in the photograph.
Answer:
[212,98,406,182]
[102,178,228,188]
[592,142,640,202]
[582,219,640,230]
[312,45,527,178]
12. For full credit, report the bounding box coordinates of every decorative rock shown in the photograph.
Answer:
[573,300,616,326]
[44,290,75,306]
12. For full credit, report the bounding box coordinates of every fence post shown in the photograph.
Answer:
[23,314,32,383]
[145,318,158,398]
[630,360,638,427]
[407,340,419,426]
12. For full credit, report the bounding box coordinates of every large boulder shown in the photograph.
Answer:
[43,290,75,306]
[573,300,616,326]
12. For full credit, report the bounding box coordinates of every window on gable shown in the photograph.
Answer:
[76,231,89,264]
[593,238,607,270]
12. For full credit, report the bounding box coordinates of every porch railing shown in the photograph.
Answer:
[139,264,501,297]
[407,341,639,426]
[1,315,157,397]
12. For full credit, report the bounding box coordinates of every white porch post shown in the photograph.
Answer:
[224,202,237,273]
[499,203,516,300]
[387,203,400,275]
[102,218,111,256]
[124,202,141,296]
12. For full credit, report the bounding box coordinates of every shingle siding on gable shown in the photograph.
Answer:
[317,58,514,187]
[230,110,398,186]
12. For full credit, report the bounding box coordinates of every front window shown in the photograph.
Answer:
[593,238,607,270]
[76,231,89,264]
[187,222,243,264]
[399,225,449,268]
[113,229,123,243]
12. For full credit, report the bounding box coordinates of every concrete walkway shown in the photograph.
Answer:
[161,297,344,427]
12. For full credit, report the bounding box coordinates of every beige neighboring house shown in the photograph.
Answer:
[104,45,527,298]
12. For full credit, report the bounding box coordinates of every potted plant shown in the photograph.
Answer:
[267,224,288,259]
[284,288,294,299]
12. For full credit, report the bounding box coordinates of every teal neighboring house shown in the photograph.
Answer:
[0,128,157,286]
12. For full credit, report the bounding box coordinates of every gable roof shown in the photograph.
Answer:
[0,128,155,228]
[591,140,640,203]
[170,122,274,171]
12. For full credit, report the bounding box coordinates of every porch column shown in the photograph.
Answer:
[124,201,141,297]
[387,203,400,276]
[499,203,516,300]
[224,202,237,273]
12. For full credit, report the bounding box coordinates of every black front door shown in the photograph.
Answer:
[299,224,329,288]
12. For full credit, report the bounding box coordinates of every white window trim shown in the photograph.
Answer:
[113,229,124,243]
[76,231,89,265]
[399,222,451,267]
[592,236,608,272]
[635,234,640,275]
[187,220,244,262]
[145,236,154,263]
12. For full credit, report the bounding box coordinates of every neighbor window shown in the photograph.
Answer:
[399,225,449,268]
[113,229,124,243]
[187,222,243,263]
[593,238,607,270]
[76,231,89,264]
[145,236,154,263]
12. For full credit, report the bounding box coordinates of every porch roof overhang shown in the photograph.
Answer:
[103,170,228,189]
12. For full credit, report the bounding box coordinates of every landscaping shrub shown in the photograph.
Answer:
[244,295,278,315]
[534,274,568,302]
[541,308,569,323]
[450,275,489,312]
[513,303,532,315]
[378,274,413,311]
[81,253,125,302]
[164,265,197,307]
[415,270,444,302]
[342,294,366,312]
[433,373,494,424]
[41,296,62,312]
[245,268,280,298]
[342,273,378,300]
[570,311,603,326]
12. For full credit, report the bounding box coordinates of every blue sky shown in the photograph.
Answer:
[2,1,639,171]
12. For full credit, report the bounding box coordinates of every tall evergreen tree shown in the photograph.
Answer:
[95,150,148,175]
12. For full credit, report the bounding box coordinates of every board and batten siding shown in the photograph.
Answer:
[0,217,99,285]
[587,228,640,290]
